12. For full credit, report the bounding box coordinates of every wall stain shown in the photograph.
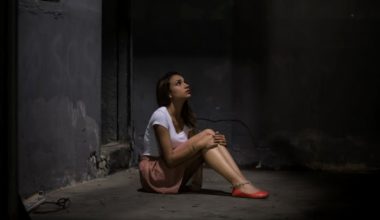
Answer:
[19,0,65,19]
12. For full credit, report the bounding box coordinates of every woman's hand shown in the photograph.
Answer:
[214,131,227,147]
[191,129,227,151]
[199,133,218,149]
[193,129,218,150]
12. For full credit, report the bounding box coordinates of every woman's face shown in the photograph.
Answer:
[169,74,191,100]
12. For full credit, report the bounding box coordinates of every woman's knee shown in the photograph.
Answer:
[200,144,220,155]
[201,128,215,135]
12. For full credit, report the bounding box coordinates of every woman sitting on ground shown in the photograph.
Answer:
[138,71,269,199]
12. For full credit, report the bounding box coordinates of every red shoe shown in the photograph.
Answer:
[232,188,269,199]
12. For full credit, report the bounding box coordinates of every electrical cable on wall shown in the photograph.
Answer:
[197,117,256,147]
[198,117,263,169]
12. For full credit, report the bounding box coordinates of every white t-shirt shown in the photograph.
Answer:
[142,106,192,157]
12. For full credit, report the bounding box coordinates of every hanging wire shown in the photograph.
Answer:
[197,117,256,146]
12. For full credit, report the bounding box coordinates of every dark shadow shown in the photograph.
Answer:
[298,171,380,220]
[181,188,231,197]
[137,188,154,194]
[137,187,230,197]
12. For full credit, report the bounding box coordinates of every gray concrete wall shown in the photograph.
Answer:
[18,0,102,197]
[131,0,380,170]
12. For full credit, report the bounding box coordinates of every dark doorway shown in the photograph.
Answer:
[102,0,133,146]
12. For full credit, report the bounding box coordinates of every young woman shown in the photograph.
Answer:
[138,71,269,199]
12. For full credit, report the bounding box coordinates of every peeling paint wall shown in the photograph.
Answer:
[18,0,101,197]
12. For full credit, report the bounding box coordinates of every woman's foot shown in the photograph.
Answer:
[231,181,269,199]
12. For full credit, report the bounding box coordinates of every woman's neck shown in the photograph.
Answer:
[167,101,184,119]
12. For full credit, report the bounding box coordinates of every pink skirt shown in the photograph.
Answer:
[139,155,203,194]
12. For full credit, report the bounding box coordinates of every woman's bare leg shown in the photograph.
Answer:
[217,146,245,178]
[201,146,244,185]
[201,145,262,193]
[179,152,204,191]
[216,146,264,193]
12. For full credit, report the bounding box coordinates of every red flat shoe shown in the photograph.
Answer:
[232,188,269,199]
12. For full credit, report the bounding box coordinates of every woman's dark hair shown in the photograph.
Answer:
[156,71,196,128]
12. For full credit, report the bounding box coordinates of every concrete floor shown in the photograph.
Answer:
[28,167,379,220]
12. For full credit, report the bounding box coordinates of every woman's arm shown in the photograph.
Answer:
[153,125,215,168]
[187,128,198,138]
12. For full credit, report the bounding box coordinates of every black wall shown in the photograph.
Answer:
[255,0,380,169]
[3,0,30,218]
[129,0,380,170]
[102,0,133,145]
